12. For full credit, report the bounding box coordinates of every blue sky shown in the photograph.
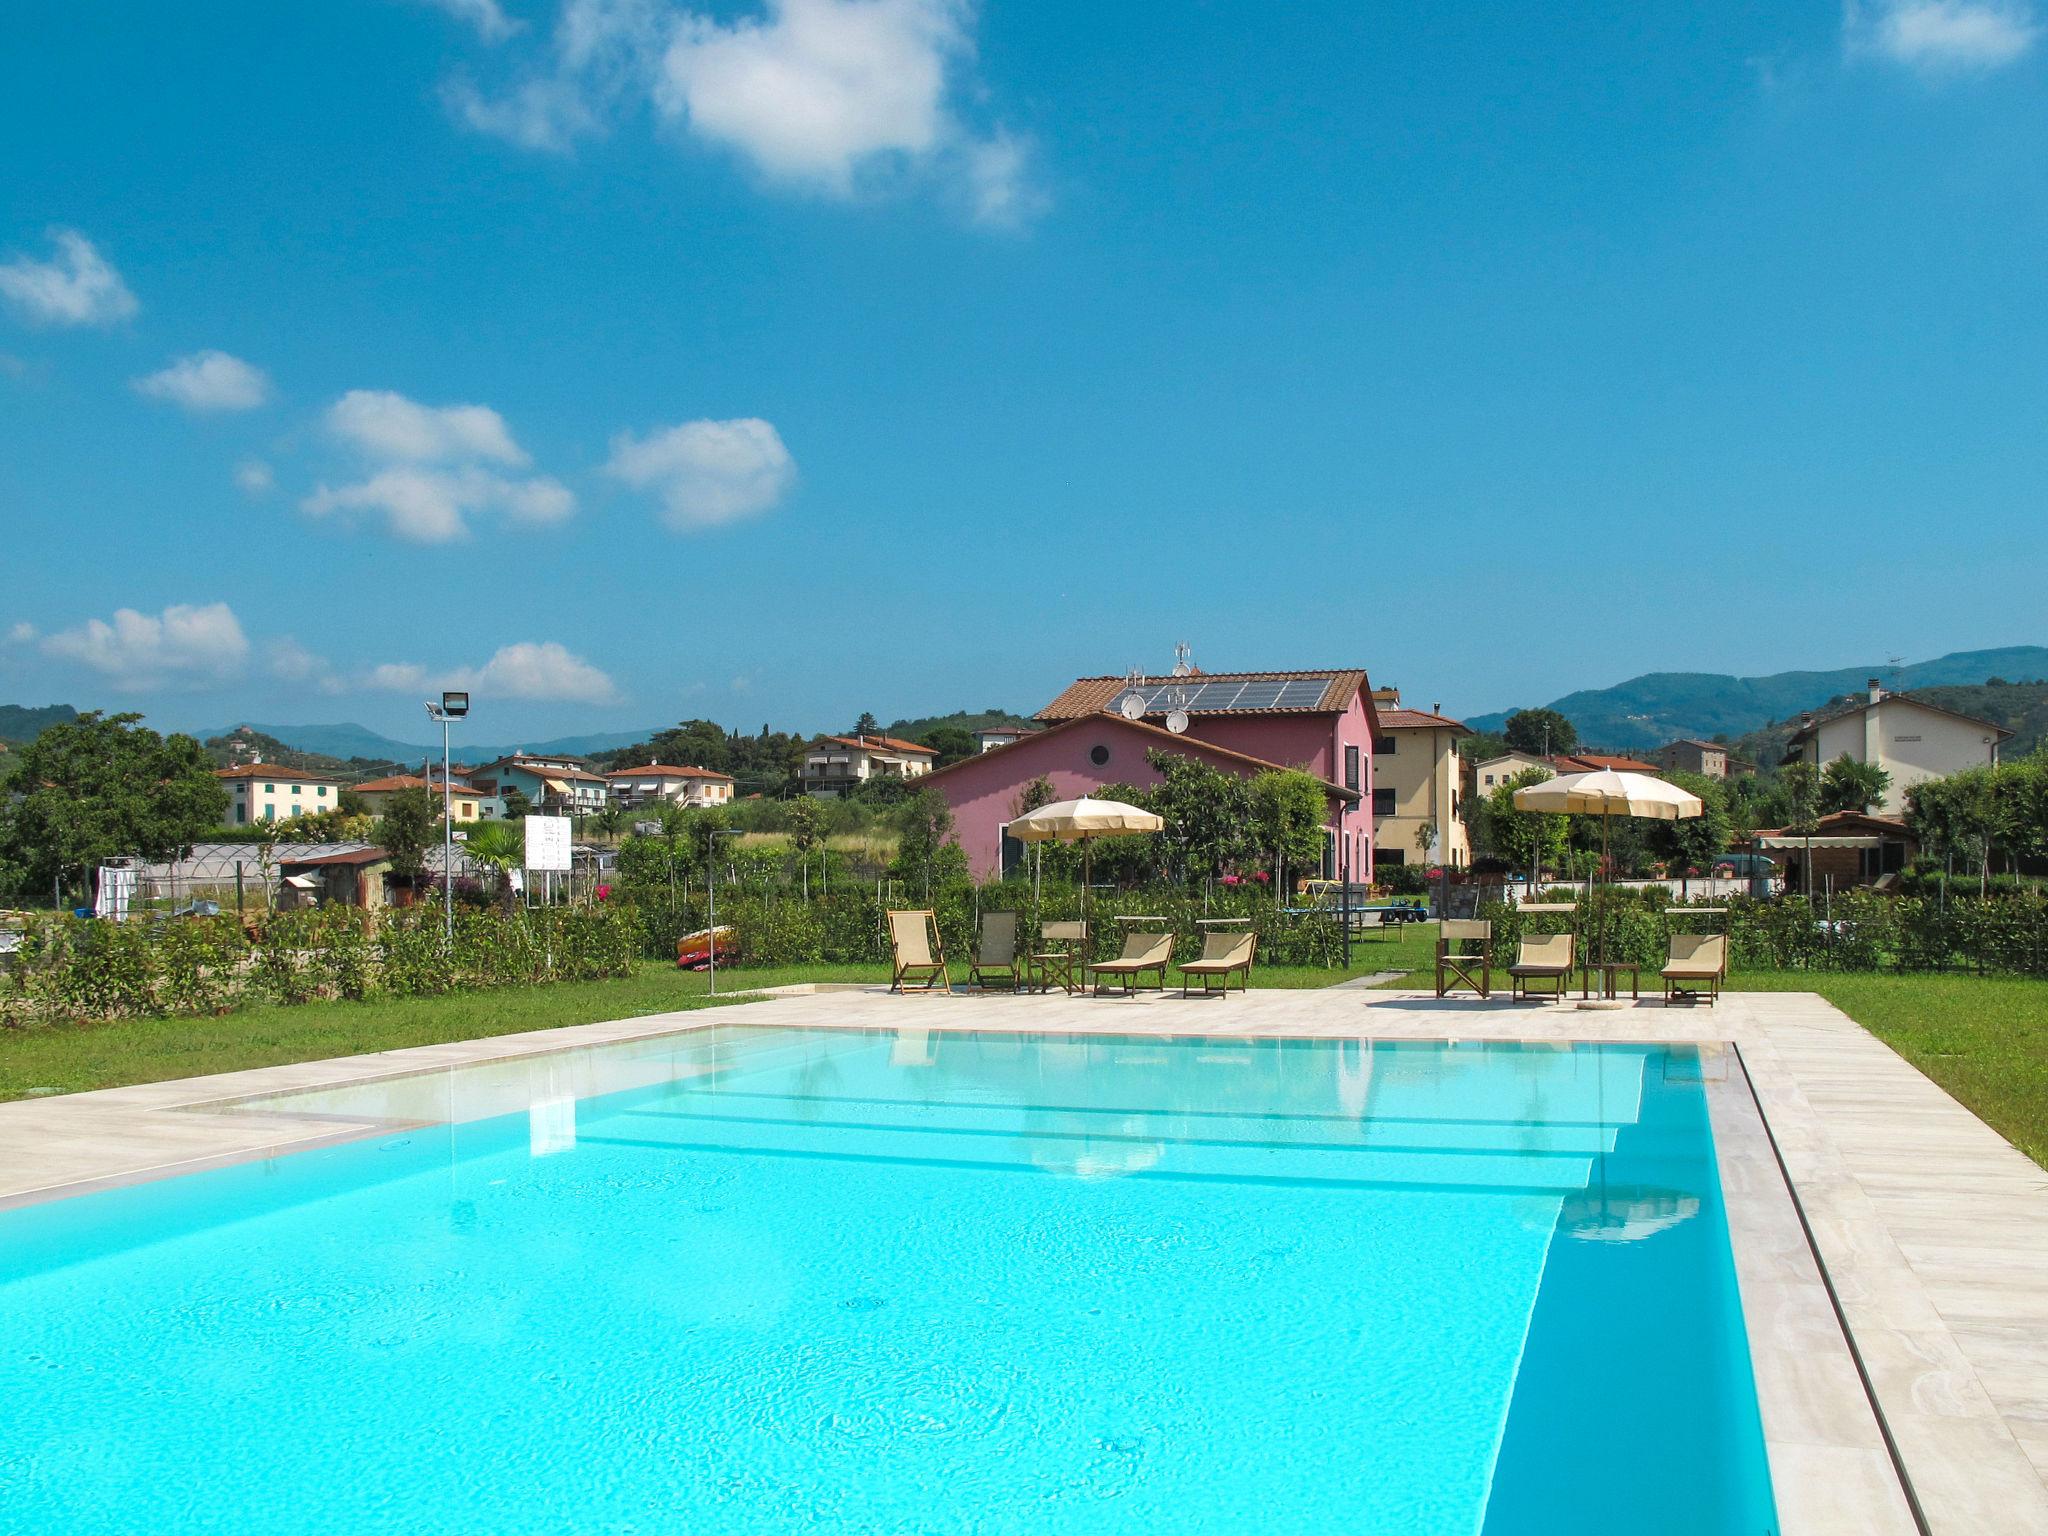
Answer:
[3,1,2046,749]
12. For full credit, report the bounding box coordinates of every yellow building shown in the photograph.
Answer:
[1367,690,1471,870]
[214,764,342,826]
[352,773,485,822]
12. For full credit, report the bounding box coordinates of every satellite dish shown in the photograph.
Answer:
[1118,692,1146,720]
[1166,709,1189,735]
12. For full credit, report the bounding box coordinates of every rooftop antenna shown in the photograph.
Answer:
[1171,641,1195,677]
[1887,653,1905,691]
[1116,666,1147,721]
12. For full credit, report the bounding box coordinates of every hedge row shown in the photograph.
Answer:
[1476,888,2048,975]
[0,905,641,1025]
[634,879,1350,971]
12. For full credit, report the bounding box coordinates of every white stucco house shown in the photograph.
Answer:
[1785,682,2011,815]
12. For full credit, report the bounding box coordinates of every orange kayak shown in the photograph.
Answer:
[675,925,739,970]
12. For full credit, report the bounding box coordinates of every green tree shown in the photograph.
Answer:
[0,711,227,900]
[1781,761,1821,833]
[1477,767,1568,877]
[1503,708,1577,757]
[499,785,532,821]
[1249,769,1328,895]
[1652,770,1731,889]
[378,785,441,882]
[1144,751,1255,881]
[917,724,977,767]
[895,788,964,901]
[853,711,880,737]
[1819,754,1891,816]
[589,804,627,844]
[463,821,524,910]
[786,795,825,897]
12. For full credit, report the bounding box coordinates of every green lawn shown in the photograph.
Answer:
[0,963,872,1103]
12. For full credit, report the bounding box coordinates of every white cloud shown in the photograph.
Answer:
[303,465,576,544]
[7,622,37,644]
[1848,1,2039,70]
[305,389,571,541]
[266,636,333,687]
[421,0,523,43]
[236,459,276,497]
[39,602,249,690]
[449,0,1040,223]
[358,641,620,704]
[325,388,528,465]
[604,416,795,530]
[0,229,139,327]
[658,0,961,191]
[134,350,272,413]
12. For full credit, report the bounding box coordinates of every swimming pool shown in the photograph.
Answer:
[0,1026,1776,1534]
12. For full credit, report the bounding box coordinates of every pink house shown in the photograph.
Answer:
[925,668,1378,883]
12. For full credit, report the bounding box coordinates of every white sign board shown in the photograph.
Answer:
[524,815,573,872]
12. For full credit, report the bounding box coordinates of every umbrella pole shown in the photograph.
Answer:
[1082,838,1092,956]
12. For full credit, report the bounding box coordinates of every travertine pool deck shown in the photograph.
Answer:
[5,983,2046,1536]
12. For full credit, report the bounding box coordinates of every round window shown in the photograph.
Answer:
[1089,744,1110,767]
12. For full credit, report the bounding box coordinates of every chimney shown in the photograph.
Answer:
[1868,678,1882,706]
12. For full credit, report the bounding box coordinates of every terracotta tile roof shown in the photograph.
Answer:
[214,764,340,783]
[606,763,734,780]
[477,754,609,782]
[811,734,937,756]
[1554,753,1662,774]
[1377,707,1470,733]
[1036,669,1369,720]
[922,711,1359,802]
[352,774,482,795]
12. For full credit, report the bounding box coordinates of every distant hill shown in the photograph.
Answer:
[0,703,78,743]
[1467,647,2048,752]
[201,727,406,781]
[886,708,1037,741]
[1728,680,2048,770]
[204,721,657,765]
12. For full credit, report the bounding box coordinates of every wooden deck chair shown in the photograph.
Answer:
[887,909,952,994]
[1178,929,1256,996]
[1087,929,1175,996]
[969,909,1021,990]
[1662,934,1727,1007]
[1508,931,1576,1003]
[1436,919,1491,999]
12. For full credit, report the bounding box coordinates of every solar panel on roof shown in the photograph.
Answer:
[1127,675,1338,714]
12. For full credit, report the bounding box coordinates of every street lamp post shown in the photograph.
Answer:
[706,827,740,997]
[423,691,470,947]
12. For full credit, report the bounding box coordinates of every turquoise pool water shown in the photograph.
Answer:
[0,1027,1776,1534]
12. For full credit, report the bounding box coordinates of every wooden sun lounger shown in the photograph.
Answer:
[887,909,952,994]
[968,910,1021,991]
[1088,929,1174,996]
[1662,934,1726,1006]
[1508,932,1575,1003]
[1177,929,1256,996]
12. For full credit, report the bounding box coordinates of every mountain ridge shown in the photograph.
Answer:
[1466,646,2048,751]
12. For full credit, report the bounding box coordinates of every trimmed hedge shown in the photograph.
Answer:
[1474,887,2048,975]
[633,879,1349,971]
[0,904,642,1026]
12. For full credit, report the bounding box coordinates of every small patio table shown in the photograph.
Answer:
[1580,961,1641,1002]
[1028,947,1082,995]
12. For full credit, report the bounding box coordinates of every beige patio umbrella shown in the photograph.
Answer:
[1513,770,1703,971]
[1005,796,1165,939]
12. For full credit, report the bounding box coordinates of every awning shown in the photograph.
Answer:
[1754,834,1890,849]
